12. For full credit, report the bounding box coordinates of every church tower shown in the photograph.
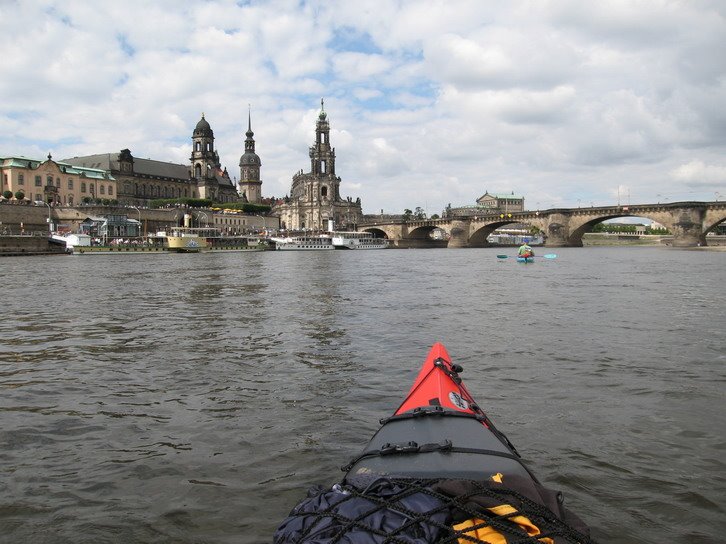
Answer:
[190,113,219,200]
[310,98,336,180]
[238,109,262,203]
[273,99,362,231]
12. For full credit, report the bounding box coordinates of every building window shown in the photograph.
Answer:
[3,174,7,185]
[195,142,200,151]
[18,174,24,185]
[47,175,53,185]
[68,179,73,189]
[100,185,105,195]
[81,182,86,193]
[56,177,60,187]
[35,175,41,186]
[108,186,113,196]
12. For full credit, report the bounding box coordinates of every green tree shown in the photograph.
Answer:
[402,208,413,221]
[430,213,440,220]
[413,207,426,220]
[14,190,25,201]
[216,201,272,213]
[2,190,13,200]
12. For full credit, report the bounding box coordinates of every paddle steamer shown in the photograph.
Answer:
[330,231,388,250]
[166,227,252,252]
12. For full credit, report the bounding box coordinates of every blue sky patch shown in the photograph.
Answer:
[330,27,381,55]
[117,34,135,57]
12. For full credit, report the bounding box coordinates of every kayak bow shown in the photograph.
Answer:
[343,342,533,482]
[275,343,594,543]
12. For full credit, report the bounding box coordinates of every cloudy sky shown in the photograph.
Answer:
[1,0,725,215]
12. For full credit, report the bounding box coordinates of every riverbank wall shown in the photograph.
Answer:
[0,235,68,256]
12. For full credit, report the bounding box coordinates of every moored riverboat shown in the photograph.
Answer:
[330,230,388,249]
[270,234,335,251]
[166,227,252,253]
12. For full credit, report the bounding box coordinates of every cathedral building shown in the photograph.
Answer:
[273,100,363,230]
[63,114,241,206]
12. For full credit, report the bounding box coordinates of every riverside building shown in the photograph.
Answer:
[273,100,363,231]
[1,154,115,205]
[62,114,245,206]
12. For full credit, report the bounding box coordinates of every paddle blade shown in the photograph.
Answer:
[543,254,557,259]
[497,254,508,259]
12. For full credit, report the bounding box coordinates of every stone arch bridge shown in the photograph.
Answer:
[359,201,726,248]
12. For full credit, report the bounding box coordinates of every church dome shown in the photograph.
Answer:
[193,114,213,137]
[240,111,260,167]
[239,150,261,167]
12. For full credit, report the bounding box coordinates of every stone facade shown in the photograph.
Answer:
[1,154,115,206]
[475,192,524,212]
[273,100,363,231]
[445,192,525,218]
[62,115,239,206]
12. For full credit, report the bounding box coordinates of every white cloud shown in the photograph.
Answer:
[671,160,726,187]
[332,52,392,82]
[1,0,725,214]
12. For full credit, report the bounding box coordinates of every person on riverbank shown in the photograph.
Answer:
[518,240,534,258]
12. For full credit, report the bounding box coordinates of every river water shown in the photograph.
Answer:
[0,247,724,543]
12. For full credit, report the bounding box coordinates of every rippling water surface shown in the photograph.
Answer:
[1,247,724,543]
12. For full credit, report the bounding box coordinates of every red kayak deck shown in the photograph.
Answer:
[395,342,480,417]
[344,342,532,483]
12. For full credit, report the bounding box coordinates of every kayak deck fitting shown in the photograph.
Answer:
[274,343,595,543]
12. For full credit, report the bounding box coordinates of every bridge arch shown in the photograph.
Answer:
[704,214,726,235]
[568,214,644,245]
[469,221,509,247]
[361,227,389,239]
[568,211,685,245]
[408,225,439,240]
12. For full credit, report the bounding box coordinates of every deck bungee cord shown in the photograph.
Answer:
[275,476,593,543]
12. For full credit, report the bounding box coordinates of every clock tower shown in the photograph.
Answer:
[238,109,262,203]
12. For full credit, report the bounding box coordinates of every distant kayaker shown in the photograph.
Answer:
[518,241,534,258]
